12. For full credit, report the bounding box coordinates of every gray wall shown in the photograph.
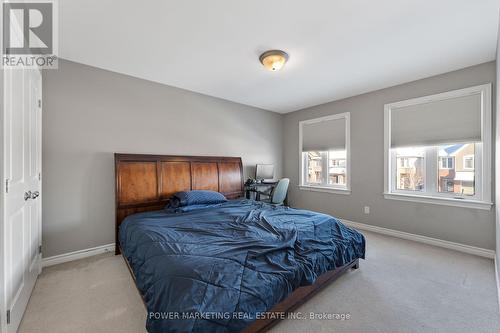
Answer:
[42,60,283,257]
[283,62,496,250]
[44,59,497,257]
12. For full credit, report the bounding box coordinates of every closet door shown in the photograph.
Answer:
[3,67,42,333]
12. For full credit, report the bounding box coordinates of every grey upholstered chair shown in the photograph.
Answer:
[261,178,290,205]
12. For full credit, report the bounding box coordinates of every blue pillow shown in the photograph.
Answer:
[168,190,227,208]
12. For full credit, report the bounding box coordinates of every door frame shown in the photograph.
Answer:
[0,3,5,326]
[1,66,6,333]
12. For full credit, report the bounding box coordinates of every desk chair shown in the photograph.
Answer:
[259,178,290,205]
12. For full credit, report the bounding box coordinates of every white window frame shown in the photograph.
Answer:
[299,112,351,195]
[439,156,454,169]
[383,84,492,210]
[463,155,474,170]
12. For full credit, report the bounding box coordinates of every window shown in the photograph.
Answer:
[392,143,476,197]
[299,113,350,194]
[384,84,492,210]
[463,155,474,170]
[439,157,454,169]
[395,147,425,191]
[438,144,475,196]
[331,158,346,168]
[328,150,347,185]
[399,157,410,168]
[305,151,323,185]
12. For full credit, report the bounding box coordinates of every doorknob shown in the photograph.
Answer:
[31,191,40,199]
[24,191,32,201]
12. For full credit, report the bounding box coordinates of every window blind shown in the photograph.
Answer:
[390,93,482,148]
[302,117,346,151]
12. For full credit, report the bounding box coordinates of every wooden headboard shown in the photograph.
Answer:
[114,153,244,254]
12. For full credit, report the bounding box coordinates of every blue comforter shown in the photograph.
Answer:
[119,199,365,333]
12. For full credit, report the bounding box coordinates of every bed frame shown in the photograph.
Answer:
[115,153,359,332]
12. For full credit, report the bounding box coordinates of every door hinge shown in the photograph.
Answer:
[6,309,10,324]
[38,245,42,255]
[5,179,9,193]
[38,99,41,108]
[38,172,41,181]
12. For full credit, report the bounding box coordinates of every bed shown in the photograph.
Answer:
[115,154,365,333]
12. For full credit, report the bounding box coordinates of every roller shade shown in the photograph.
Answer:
[302,117,346,151]
[390,93,482,148]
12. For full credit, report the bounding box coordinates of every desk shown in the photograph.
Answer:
[245,181,288,205]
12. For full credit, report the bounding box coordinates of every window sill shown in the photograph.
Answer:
[298,185,351,195]
[383,192,492,210]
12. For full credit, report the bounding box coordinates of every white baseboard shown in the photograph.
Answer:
[42,243,115,268]
[342,219,495,259]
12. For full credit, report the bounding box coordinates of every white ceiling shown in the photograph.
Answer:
[59,0,500,113]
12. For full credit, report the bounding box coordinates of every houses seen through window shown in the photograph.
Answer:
[305,150,347,187]
[438,144,474,196]
[395,147,425,191]
[393,143,476,197]
[305,151,323,185]
[328,151,346,185]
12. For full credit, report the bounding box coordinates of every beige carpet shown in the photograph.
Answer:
[19,231,500,333]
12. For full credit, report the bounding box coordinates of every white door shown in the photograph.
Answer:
[3,67,42,333]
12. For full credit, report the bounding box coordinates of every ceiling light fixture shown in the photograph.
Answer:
[259,50,289,72]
